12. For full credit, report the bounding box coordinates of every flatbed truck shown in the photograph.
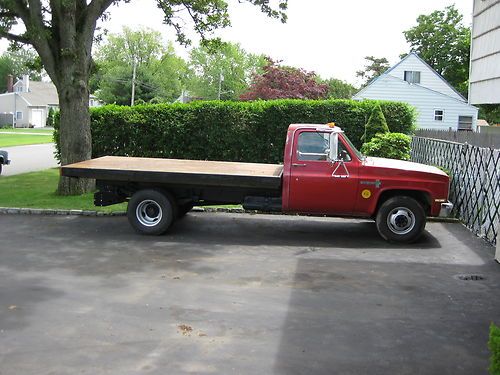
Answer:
[61,123,453,243]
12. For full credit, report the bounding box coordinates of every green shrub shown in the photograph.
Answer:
[54,99,416,164]
[362,103,389,143]
[490,323,500,375]
[378,101,417,135]
[46,107,56,128]
[361,132,411,160]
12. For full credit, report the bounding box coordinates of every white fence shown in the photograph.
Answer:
[412,137,500,246]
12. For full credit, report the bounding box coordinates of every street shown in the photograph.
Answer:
[0,212,498,375]
[0,143,58,176]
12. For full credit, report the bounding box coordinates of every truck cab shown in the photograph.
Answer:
[281,123,452,242]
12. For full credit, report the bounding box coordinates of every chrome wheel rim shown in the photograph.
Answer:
[136,200,162,227]
[387,207,415,235]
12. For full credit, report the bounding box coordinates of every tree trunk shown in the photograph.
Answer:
[56,79,94,195]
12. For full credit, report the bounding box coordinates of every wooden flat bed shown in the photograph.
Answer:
[61,156,284,190]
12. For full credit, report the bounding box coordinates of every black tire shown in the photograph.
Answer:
[127,189,176,235]
[177,202,194,219]
[375,196,426,243]
[0,164,2,175]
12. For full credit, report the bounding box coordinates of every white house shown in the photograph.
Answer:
[0,75,102,128]
[469,0,500,105]
[353,53,478,131]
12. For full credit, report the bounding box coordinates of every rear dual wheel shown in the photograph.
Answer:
[127,189,176,235]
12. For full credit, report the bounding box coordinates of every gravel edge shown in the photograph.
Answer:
[0,206,460,222]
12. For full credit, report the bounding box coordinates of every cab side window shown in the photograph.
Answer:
[297,132,329,161]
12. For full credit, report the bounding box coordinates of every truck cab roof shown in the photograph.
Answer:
[288,123,344,133]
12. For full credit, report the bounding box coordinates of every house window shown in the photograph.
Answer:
[16,111,23,120]
[434,110,444,121]
[458,116,473,131]
[404,71,421,84]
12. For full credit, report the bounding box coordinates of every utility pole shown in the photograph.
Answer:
[217,68,223,100]
[131,57,137,106]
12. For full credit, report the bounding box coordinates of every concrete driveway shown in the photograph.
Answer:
[0,143,58,176]
[0,212,498,375]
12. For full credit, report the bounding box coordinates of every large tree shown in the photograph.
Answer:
[93,27,187,104]
[322,78,357,99]
[403,5,470,96]
[0,0,287,195]
[356,56,390,86]
[187,42,265,101]
[240,58,328,100]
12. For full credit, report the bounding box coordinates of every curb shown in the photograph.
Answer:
[0,206,461,222]
[0,207,127,217]
[0,206,248,217]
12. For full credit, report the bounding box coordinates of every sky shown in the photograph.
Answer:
[1,0,474,86]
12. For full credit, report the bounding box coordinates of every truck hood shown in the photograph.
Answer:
[363,157,448,178]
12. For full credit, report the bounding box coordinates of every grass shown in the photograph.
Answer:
[0,169,127,213]
[0,128,54,134]
[0,133,54,147]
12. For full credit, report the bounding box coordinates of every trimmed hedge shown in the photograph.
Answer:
[55,99,416,164]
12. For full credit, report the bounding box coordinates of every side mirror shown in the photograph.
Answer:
[329,132,339,162]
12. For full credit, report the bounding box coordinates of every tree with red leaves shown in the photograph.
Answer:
[240,59,328,100]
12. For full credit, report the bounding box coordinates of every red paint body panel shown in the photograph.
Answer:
[281,124,450,217]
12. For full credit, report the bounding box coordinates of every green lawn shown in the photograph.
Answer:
[0,133,54,147]
[0,169,127,213]
[0,128,54,134]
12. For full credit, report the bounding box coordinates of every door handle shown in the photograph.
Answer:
[292,163,307,167]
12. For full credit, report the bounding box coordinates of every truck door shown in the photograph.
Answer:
[288,130,358,214]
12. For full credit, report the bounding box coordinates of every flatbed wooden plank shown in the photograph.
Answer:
[64,156,283,177]
[61,156,283,190]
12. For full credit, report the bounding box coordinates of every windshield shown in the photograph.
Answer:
[341,133,365,161]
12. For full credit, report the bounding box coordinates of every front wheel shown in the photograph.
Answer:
[127,189,176,235]
[376,196,426,243]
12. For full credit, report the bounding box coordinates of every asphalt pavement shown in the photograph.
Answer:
[0,212,498,375]
[0,143,58,176]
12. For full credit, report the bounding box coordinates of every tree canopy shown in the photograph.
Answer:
[356,56,390,86]
[0,47,42,91]
[322,78,358,99]
[92,27,188,104]
[188,42,266,101]
[402,5,470,96]
[240,58,328,100]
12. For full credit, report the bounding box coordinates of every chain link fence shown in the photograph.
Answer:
[411,137,500,246]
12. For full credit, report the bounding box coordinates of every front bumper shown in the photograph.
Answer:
[439,201,454,217]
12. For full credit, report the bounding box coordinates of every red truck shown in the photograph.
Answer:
[61,123,453,243]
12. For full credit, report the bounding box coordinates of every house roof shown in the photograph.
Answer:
[356,73,477,109]
[20,81,59,106]
[354,52,467,102]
